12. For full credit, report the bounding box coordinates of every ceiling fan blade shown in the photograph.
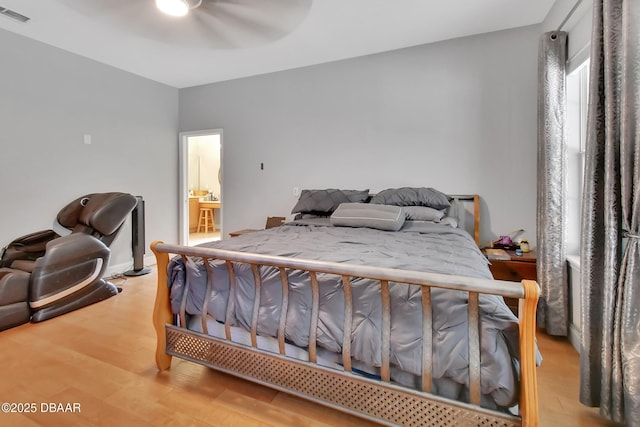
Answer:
[55,0,312,49]
[194,0,311,48]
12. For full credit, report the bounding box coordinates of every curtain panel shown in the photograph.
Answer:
[537,31,569,336]
[580,0,640,425]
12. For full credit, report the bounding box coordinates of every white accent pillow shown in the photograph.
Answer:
[403,206,446,222]
[330,203,405,231]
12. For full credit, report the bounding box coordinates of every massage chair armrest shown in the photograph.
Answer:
[30,233,111,309]
[0,229,60,268]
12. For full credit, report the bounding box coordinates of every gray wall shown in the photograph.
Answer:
[180,24,541,247]
[0,28,179,273]
[0,19,544,273]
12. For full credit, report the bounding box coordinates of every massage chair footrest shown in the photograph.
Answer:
[30,279,118,323]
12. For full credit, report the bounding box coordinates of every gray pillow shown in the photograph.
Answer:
[330,203,405,231]
[341,189,370,203]
[404,206,446,222]
[291,189,351,214]
[440,216,459,228]
[370,187,451,210]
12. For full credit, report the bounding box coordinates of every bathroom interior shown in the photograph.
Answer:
[188,134,221,245]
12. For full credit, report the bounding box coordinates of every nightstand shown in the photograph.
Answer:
[228,228,260,237]
[485,250,537,314]
[229,217,286,237]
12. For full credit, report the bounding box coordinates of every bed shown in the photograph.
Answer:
[151,189,540,426]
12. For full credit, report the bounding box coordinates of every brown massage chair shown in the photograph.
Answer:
[0,192,137,331]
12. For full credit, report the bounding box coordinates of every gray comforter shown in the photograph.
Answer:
[167,220,521,409]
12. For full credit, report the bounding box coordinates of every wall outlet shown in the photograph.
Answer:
[293,187,300,196]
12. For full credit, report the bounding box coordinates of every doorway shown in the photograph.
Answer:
[178,129,222,246]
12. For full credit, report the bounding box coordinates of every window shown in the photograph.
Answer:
[566,59,590,256]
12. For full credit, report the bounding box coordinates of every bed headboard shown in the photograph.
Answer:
[448,194,480,247]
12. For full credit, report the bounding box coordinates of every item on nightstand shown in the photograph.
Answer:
[520,239,530,253]
[491,237,518,251]
[491,229,525,250]
[484,248,511,260]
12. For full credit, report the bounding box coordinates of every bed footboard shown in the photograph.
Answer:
[152,247,173,371]
[151,241,539,427]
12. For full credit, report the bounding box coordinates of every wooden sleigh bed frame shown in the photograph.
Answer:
[150,195,540,427]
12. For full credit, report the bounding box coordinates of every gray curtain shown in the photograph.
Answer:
[580,1,640,425]
[537,31,569,336]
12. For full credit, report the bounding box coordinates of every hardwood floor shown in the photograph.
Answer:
[0,267,620,426]
[189,231,220,246]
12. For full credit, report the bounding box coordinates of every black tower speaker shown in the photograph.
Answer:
[124,196,150,277]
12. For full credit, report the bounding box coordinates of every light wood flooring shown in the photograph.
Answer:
[189,231,221,246]
[0,267,620,426]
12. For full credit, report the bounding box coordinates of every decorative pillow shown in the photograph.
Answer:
[330,203,405,231]
[370,187,451,210]
[440,216,459,228]
[291,189,351,214]
[341,189,370,203]
[294,213,330,220]
[291,189,370,214]
[404,206,446,222]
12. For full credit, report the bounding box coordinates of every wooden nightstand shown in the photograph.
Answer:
[228,228,260,237]
[485,250,537,314]
[229,217,286,237]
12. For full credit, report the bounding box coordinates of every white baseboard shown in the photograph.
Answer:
[105,254,156,278]
[569,322,581,353]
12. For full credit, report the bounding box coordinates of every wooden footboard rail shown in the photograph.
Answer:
[151,241,539,427]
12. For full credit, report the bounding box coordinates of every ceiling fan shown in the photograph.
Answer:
[57,0,313,49]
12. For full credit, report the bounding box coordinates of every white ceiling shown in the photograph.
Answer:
[0,0,555,88]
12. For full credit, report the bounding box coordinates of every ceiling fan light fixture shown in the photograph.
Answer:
[156,0,189,17]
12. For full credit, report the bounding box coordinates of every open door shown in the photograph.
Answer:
[178,129,222,246]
